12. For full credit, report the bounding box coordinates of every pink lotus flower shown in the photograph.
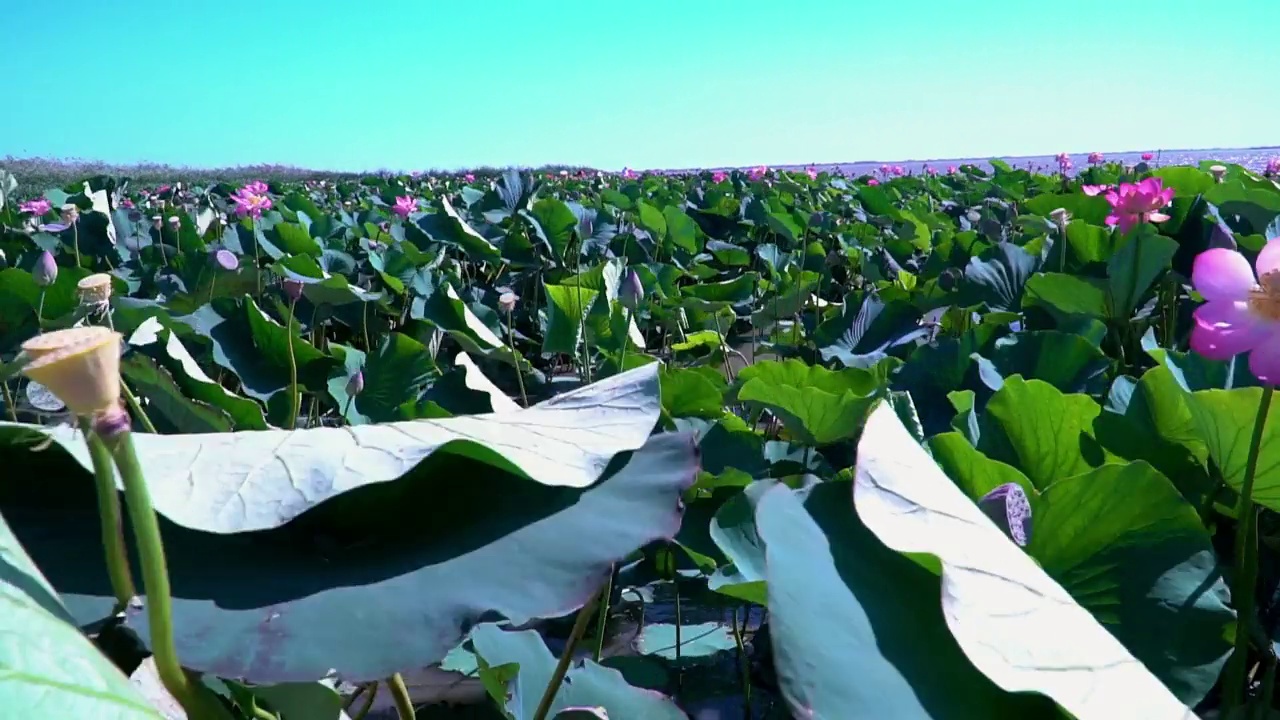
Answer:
[806,166,818,180]
[157,184,172,194]
[947,165,958,175]
[19,199,52,216]
[120,198,135,209]
[1087,152,1104,164]
[231,187,272,219]
[1265,158,1280,177]
[393,195,416,218]
[622,167,637,180]
[879,164,891,175]
[926,166,938,176]
[1081,184,1112,196]
[243,180,269,195]
[747,165,768,181]
[1190,240,1280,382]
[711,171,727,183]
[1141,152,1154,162]
[464,173,475,182]
[891,165,905,176]
[1102,178,1173,233]
[866,178,880,186]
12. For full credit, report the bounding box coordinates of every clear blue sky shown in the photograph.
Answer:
[3,0,1276,172]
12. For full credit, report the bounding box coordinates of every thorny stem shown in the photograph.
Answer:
[285,298,300,430]
[531,583,606,720]
[1224,385,1275,710]
[80,419,136,610]
[103,428,227,720]
[387,673,415,720]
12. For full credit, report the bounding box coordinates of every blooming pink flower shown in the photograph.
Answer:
[712,170,727,183]
[1190,240,1280,381]
[1265,158,1280,177]
[231,187,272,219]
[120,198,135,209]
[18,199,51,216]
[879,164,890,175]
[243,180,269,195]
[891,165,905,176]
[622,167,637,180]
[1081,184,1112,196]
[747,165,769,181]
[157,184,172,194]
[866,178,880,186]
[1088,152,1104,164]
[926,167,938,176]
[947,165,958,175]
[806,166,818,180]
[393,195,416,218]
[464,173,475,182]
[1102,178,1173,233]
[1141,152,1154,162]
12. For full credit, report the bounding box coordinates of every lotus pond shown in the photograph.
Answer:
[2,157,1280,719]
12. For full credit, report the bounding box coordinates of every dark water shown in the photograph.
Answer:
[684,146,1280,177]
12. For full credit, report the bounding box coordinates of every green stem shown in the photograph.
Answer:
[250,705,277,720]
[73,224,81,268]
[1257,652,1277,720]
[1,382,16,422]
[286,299,300,430]
[731,606,752,710]
[104,429,226,720]
[121,381,158,434]
[1225,385,1275,710]
[80,419,136,610]
[592,564,616,662]
[252,218,262,295]
[387,673,415,720]
[532,583,605,720]
[361,300,371,352]
[37,289,45,329]
[617,308,630,376]
[506,314,529,407]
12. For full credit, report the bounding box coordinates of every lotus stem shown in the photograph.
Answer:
[592,564,616,662]
[72,224,81,267]
[1,382,16,422]
[285,298,300,430]
[532,582,606,720]
[386,673,415,720]
[1224,385,1274,710]
[121,381,158,434]
[505,312,529,407]
[80,418,136,610]
[348,683,379,720]
[36,289,45,329]
[102,425,227,720]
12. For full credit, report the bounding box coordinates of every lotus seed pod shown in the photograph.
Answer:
[498,291,519,314]
[60,204,79,225]
[151,215,163,230]
[619,269,644,310]
[346,369,364,396]
[77,273,114,306]
[33,250,58,287]
[211,248,239,271]
[1210,164,1227,182]
[978,482,1033,547]
[20,326,123,416]
[1049,207,1070,227]
[282,278,305,302]
[167,215,180,227]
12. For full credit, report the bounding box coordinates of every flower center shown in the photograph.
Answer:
[1249,271,1280,320]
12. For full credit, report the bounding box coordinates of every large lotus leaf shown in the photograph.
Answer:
[1106,226,1177,319]
[182,296,339,403]
[812,292,924,368]
[982,330,1110,393]
[0,510,164,719]
[855,404,1198,720]
[127,317,269,431]
[415,284,527,370]
[355,331,438,422]
[542,282,599,355]
[961,241,1042,312]
[976,376,1110,490]
[680,273,756,305]
[662,205,699,254]
[1023,272,1110,321]
[120,354,235,433]
[1022,192,1111,226]
[275,254,382,306]
[6,430,697,684]
[0,363,661,533]
[732,358,882,445]
[1187,386,1280,512]
[326,343,370,425]
[522,197,577,261]
[1204,179,1280,234]
[1026,462,1233,705]
[416,197,501,263]
[469,624,687,719]
[455,352,522,413]
[734,479,1057,718]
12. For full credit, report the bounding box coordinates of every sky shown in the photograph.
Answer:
[3,0,1277,172]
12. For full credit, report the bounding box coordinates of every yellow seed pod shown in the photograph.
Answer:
[77,273,113,305]
[21,327,122,416]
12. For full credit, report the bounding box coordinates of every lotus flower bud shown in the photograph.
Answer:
[20,326,123,416]
[77,273,113,307]
[498,291,519,314]
[346,369,364,396]
[282,278,305,302]
[33,250,58,287]
[212,248,239,271]
[1210,165,1227,183]
[978,483,1033,547]
[619,269,644,310]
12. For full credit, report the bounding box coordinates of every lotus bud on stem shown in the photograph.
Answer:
[19,328,228,718]
[497,290,529,406]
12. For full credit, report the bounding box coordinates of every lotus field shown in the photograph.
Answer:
[5,155,1280,720]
